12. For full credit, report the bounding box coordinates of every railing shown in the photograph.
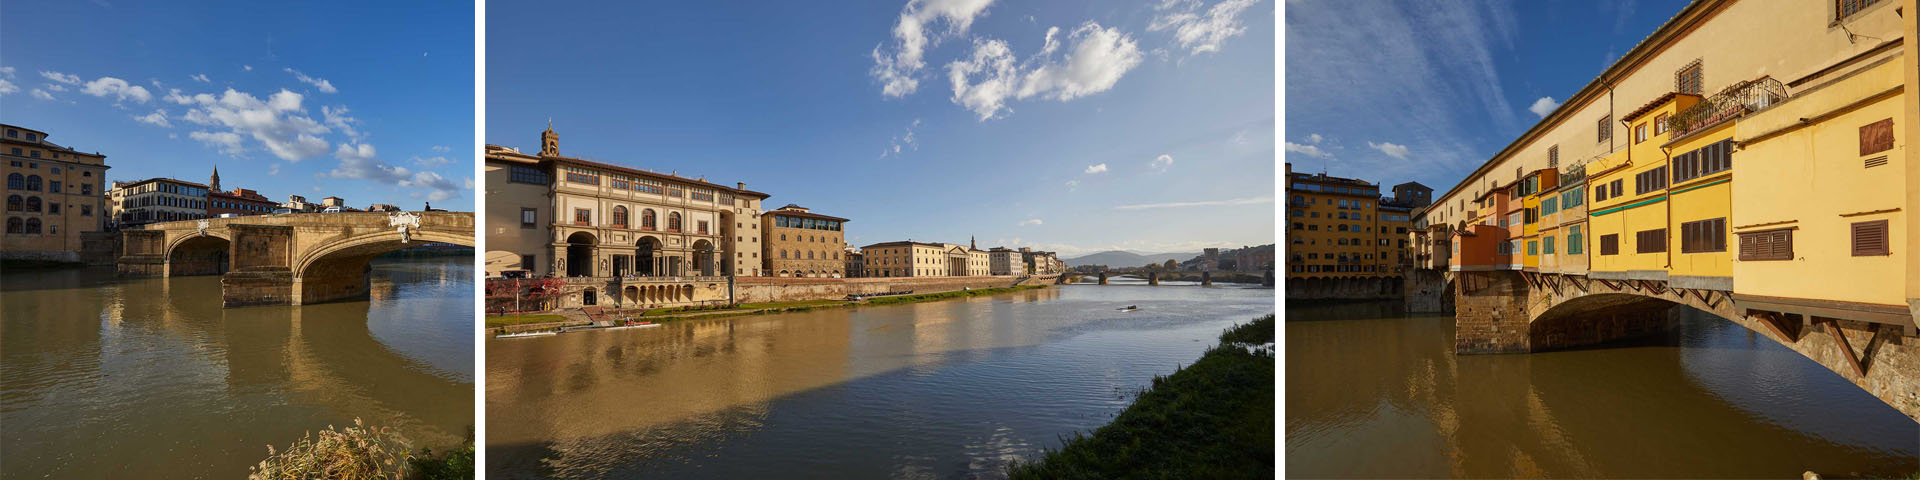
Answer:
[1668,77,1787,139]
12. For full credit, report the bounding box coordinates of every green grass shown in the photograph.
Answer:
[640,299,847,317]
[1007,314,1275,479]
[407,427,474,480]
[483,314,570,328]
[863,285,1044,305]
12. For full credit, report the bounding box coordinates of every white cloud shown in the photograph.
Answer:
[267,163,280,176]
[1150,154,1173,171]
[1065,179,1079,190]
[1305,133,1323,144]
[81,77,152,103]
[321,105,358,137]
[1284,141,1331,158]
[44,84,66,92]
[243,65,253,71]
[0,66,13,77]
[881,118,922,158]
[40,71,82,85]
[1084,163,1108,174]
[402,171,464,202]
[431,145,451,152]
[947,21,1142,120]
[0,79,15,96]
[189,131,245,155]
[177,88,331,161]
[324,144,465,202]
[411,156,449,167]
[870,0,997,98]
[1149,0,1261,55]
[1528,96,1560,118]
[284,68,338,93]
[30,88,54,100]
[1019,218,1043,226]
[133,109,171,127]
[191,73,210,83]
[1368,141,1409,159]
[1115,196,1271,210]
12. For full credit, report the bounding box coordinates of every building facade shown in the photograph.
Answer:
[1285,164,1404,278]
[861,240,989,277]
[109,178,208,228]
[761,204,850,277]
[208,187,277,217]
[3,124,110,260]
[1019,247,1065,275]
[988,247,1023,275]
[844,248,864,278]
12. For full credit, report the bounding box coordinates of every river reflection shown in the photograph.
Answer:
[487,284,1276,479]
[0,256,474,479]
[1284,301,1919,478]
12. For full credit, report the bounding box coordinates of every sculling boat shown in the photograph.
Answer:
[496,330,556,338]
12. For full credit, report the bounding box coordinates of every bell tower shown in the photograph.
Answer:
[540,119,559,157]
[209,166,221,192]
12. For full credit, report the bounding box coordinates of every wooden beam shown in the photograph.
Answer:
[1752,311,1800,343]
[1820,318,1868,377]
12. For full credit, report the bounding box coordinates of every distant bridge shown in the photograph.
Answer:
[1068,269,1275,286]
[117,211,474,307]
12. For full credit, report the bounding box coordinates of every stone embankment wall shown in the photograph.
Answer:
[736,274,1058,303]
[1285,276,1403,301]
[1403,268,1452,313]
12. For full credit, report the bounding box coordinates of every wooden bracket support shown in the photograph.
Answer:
[1818,318,1867,378]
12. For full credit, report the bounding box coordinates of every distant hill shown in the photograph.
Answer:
[1064,250,1201,268]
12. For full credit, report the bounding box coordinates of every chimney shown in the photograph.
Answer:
[736,182,746,190]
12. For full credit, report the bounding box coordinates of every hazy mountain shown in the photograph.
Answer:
[1063,250,1201,267]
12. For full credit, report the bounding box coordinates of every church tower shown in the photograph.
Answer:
[540,120,559,157]
[209,166,221,192]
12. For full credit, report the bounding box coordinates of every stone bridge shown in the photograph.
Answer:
[117,211,474,307]
[1445,269,1920,422]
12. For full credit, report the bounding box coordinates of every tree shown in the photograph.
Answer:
[1163,259,1178,271]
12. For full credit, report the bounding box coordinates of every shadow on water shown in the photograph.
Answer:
[1284,300,1918,478]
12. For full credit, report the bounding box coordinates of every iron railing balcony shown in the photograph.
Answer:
[1668,76,1787,139]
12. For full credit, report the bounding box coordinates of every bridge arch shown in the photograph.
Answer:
[292,229,475,305]
[165,231,233,277]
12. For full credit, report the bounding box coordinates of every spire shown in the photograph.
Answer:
[970,236,976,249]
[209,165,221,192]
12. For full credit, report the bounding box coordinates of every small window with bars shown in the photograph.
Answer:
[1837,0,1882,21]
[1676,60,1704,95]
[1738,228,1793,261]
[1598,116,1612,143]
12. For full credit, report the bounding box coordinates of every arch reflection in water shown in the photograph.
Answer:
[0,256,473,479]
[1284,301,1919,478]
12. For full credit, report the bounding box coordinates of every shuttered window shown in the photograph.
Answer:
[1636,167,1669,194]
[1610,180,1623,198]
[1738,228,1793,261]
[1543,236,1556,254]
[1860,118,1893,156]
[1568,226,1584,254]
[1676,60,1703,95]
[1680,218,1727,253]
[1599,234,1619,255]
[1636,228,1667,253]
[1595,184,1609,201]
[1673,139,1734,184]
[1851,220,1889,256]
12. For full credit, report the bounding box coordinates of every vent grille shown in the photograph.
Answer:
[1865,155,1889,168]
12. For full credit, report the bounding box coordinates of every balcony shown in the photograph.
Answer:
[1668,77,1787,139]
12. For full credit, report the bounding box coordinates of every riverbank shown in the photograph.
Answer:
[487,285,1051,332]
[1008,314,1275,478]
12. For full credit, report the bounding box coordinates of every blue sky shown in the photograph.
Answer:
[0,1,474,210]
[487,0,1275,257]
[1285,0,1680,196]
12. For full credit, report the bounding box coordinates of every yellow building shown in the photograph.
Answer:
[861,240,988,277]
[1286,165,1424,278]
[3,124,110,262]
[761,204,850,278]
[1415,0,1915,328]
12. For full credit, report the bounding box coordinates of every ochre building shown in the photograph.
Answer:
[2,124,110,262]
[761,204,850,277]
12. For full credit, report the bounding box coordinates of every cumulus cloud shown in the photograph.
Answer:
[948,21,1142,120]
[40,71,82,85]
[30,88,54,100]
[189,131,245,155]
[1284,141,1331,158]
[177,88,331,161]
[0,66,13,76]
[431,145,451,152]
[411,156,449,167]
[321,105,358,137]
[403,171,465,202]
[1304,133,1323,144]
[0,79,15,96]
[133,109,171,127]
[324,143,465,201]
[1084,163,1108,174]
[1528,96,1560,118]
[81,77,152,103]
[1368,141,1409,159]
[284,68,338,93]
[871,0,997,98]
[1115,196,1271,210]
[1150,0,1261,55]
[1150,154,1173,171]
[1019,218,1043,226]
[190,73,210,83]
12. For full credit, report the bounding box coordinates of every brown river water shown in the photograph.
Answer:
[1285,300,1918,478]
[0,257,474,479]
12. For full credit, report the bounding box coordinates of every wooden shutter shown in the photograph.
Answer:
[1600,234,1618,255]
[1860,119,1893,156]
[1851,220,1889,256]
[1637,228,1668,253]
[1738,228,1793,261]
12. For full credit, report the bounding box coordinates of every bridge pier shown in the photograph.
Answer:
[1201,271,1212,286]
[1097,272,1108,285]
[222,224,298,307]
[1453,271,1535,354]
[1147,271,1159,286]
[116,230,167,277]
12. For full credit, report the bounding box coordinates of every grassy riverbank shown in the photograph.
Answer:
[483,314,570,328]
[248,419,473,480]
[1008,314,1275,479]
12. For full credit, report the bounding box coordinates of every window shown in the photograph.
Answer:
[1851,220,1889,256]
[1672,139,1733,184]
[24,197,39,212]
[1635,123,1648,144]
[25,175,40,191]
[1598,115,1612,143]
[5,174,19,190]
[1610,179,1623,198]
[1837,0,1882,21]
[611,206,629,228]
[1543,236,1556,254]
[1676,60,1704,95]
[24,218,39,234]
[1860,118,1894,156]
[1542,197,1558,215]
[3,217,17,233]
[81,205,91,216]
[573,208,591,225]
[4,195,17,211]
[47,203,58,214]
[512,166,550,185]
[697,220,709,235]
[1680,218,1726,253]
[521,254,536,270]
[667,212,681,232]
[1527,240,1538,256]
[48,181,59,193]
[1635,167,1668,194]
[1548,145,1559,167]
[564,167,599,185]
[520,208,538,227]
[1636,228,1668,253]
[1739,228,1793,261]
[634,178,663,194]
[1655,113,1670,135]
[1600,233,1619,255]
[642,209,656,230]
